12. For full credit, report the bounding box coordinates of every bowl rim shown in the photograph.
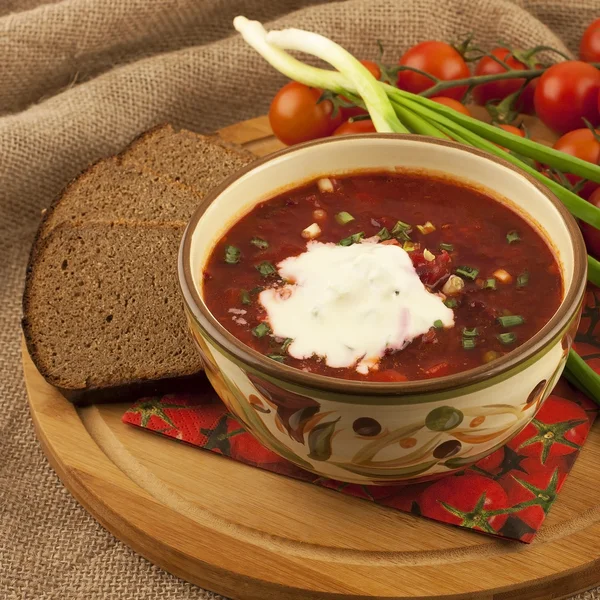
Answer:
[179,133,587,397]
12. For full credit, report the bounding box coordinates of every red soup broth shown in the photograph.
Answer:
[202,172,562,382]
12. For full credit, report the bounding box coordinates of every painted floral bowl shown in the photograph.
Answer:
[178,135,586,485]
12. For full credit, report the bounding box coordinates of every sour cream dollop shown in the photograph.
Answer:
[259,241,454,374]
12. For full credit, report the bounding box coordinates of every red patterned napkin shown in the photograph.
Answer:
[123,289,600,543]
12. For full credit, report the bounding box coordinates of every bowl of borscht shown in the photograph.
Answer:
[179,134,586,484]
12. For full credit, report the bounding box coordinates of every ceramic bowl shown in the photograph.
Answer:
[178,135,586,485]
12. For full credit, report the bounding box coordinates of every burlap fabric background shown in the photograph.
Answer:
[1,1,600,598]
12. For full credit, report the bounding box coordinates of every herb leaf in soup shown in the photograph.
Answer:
[251,237,269,249]
[224,245,241,264]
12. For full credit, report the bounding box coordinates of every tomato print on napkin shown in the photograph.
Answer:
[123,289,600,543]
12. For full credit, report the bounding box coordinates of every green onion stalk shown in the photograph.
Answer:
[234,17,600,404]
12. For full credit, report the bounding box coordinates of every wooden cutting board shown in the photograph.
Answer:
[24,113,600,600]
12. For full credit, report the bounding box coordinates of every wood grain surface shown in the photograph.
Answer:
[23,113,600,600]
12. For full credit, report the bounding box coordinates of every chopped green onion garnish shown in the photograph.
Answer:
[444,298,458,308]
[497,332,517,345]
[240,290,251,305]
[391,220,412,241]
[517,271,529,288]
[266,354,285,362]
[455,265,479,280]
[256,261,277,277]
[462,338,476,350]
[403,241,416,252]
[484,278,497,290]
[224,245,241,264]
[506,230,521,244]
[377,227,391,241]
[335,211,355,225]
[252,322,271,338]
[249,286,264,295]
[497,315,525,327]
[281,338,293,353]
[339,232,364,246]
[462,327,479,338]
[439,242,454,252]
[251,236,269,249]
[433,319,444,329]
[417,221,436,235]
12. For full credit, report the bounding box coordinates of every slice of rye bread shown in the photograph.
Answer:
[22,222,205,405]
[120,124,255,195]
[39,157,200,238]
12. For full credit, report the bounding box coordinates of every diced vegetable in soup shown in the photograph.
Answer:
[202,172,562,382]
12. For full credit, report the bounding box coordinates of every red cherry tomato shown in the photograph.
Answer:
[333,118,377,136]
[340,60,381,120]
[472,47,527,106]
[508,396,589,464]
[580,18,600,62]
[515,71,541,115]
[269,82,342,145]
[552,127,600,197]
[581,187,600,258]
[430,96,472,116]
[397,41,470,100]
[419,473,509,532]
[534,61,600,134]
[498,124,525,137]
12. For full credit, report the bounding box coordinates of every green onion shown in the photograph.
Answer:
[224,245,241,264]
[484,278,497,290]
[516,272,529,288]
[403,241,416,252]
[589,256,600,288]
[497,315,525,327]
[564,350,600,406]
[281,338,293,353]
[251,237,269,249]
[335,211,355,225]
[439,242,454,252]
[417,221,436,235]
[377,227,391,241]
[256,261,277,277]
[339,232,364,246]
[250,286,264,295]
[444,298,458,308]
[455,265,479,280]
[252,322,271,338]
[391,220,412,240]
[506,230,521,244]
[240,290,251,305]
[433,319,444,329]
[462,327,479,338]
[462,338,476,350]
[266,354,286,362]
[497,332,517,345]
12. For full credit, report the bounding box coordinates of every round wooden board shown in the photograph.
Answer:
[24,113,600,600]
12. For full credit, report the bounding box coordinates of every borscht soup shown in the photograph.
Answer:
[202,171,562,382]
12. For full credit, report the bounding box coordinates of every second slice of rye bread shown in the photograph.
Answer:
[23,222,204,404]
[23,125,255,404]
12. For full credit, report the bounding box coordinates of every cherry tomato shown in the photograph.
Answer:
[515,72,541,114]
[269,82,342,145]
[397,41,470,100]
[430,96,472,116]
[534,61,600,134]
[472,47,527,106]
[508,396,589,464]
[580,187,600,258]
[340,60,381,120]
[498,124,525,137]
[419,473,509,532]
[333,118,377,136]
[580,18,600,62]
[552,127,600,197]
